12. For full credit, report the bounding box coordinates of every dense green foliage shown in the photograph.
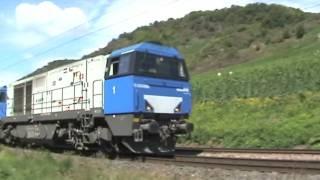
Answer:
[184,92,320,148]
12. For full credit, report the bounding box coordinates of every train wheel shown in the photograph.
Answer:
[99,140,118,160]
[106,150,117,160]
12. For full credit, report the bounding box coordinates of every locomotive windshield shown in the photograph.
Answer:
[134,52,188,81]
[106,52,189,81]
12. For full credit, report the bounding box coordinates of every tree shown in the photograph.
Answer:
[296,25,305,39]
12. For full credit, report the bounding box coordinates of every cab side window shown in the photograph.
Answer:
[109,59,120,77]
[106,54,132,78]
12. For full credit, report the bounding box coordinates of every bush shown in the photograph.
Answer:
[282,29,291,39]
[296,25,305,39]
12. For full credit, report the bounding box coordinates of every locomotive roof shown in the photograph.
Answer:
[110,42,184,59]
[19,42,182,81]
[19,60,79,81]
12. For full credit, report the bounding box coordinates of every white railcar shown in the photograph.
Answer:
[7,55,108,116]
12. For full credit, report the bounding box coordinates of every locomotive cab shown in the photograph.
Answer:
[104,42,193,154]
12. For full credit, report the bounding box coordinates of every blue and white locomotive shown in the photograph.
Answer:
[0,42,193,156]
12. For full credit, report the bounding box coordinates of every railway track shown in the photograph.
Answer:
[140,147,320,174]
[5,145,320,174]
[176,147,320,155]
[144,155,320,174]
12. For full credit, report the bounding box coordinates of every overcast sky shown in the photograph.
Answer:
[0,0,319,84]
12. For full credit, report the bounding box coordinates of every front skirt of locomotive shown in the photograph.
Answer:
[105,114,193,156]
[121,136,176,155]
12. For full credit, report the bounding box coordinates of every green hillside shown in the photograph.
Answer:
[186,24,320,148]
[84,3,319,74]
[84,3,320,148]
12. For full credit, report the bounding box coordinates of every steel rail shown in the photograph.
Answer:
[144,155,320,174]
[176,147,320,155]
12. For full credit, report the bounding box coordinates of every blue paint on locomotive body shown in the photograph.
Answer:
[0,86,7,119]
[104,76,135,114]
[104,42,192,116]
[104,76,192,115]
[133,76,192,115]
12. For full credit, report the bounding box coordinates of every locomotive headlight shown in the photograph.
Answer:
[146,106,152,112]
[145,101,154,112]
[174,103,182,113]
